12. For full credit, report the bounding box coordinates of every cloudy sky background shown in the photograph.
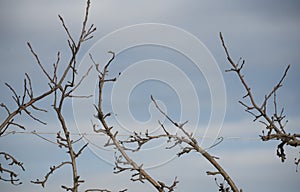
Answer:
[1,0,300,191]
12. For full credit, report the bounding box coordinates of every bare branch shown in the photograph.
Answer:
[0,103,10,115]
[93,52,177,192]
[17,1,95,191]
[220,32,300,162]
[150,96,241,192]
[4,83,20,106]
[58,15,76,50]
[66,65,93,97]
[23,108,47,125]
[75,143,89,158]
[31,161,71,188]
[0,152,25,185]
[27,43,54,84]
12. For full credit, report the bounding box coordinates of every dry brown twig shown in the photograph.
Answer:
[30,0,95,191]
[0,152,25,185]
[91,51,178,192]
[0,0,94,187]
[91,48,242,191]
[219,32,300,163]
[29,2,122,191]
[116,95,242,192]
[0,0,94,191]
[150,96,241,192]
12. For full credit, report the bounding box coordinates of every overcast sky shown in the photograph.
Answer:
[1,0,300,191]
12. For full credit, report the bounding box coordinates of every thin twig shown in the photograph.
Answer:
[220,32,299,162]
[150,96,241,192]
[31,161,71,187]
[93,52,177,192]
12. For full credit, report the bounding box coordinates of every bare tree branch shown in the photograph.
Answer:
[150,96,241,192]
[220,32,300,162]
[31,2,94,190]
[0,152,25,185]
[92,52,178,192]
[31,161,71,188]
[118,95,241,191]
[0,0,95,190]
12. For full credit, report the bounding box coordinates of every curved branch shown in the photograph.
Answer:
[0,152,25,185]
[150,96,241,192]
[220,32,300,162]
[31,161,71,187]
[93,52,177,192]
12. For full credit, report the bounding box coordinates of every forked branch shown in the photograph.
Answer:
[0,152,25,185]
[29,0,94,191]
[92,52,178,192]
[31,161,71,187]
[220,32,300,162]
[150,96,241,192]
